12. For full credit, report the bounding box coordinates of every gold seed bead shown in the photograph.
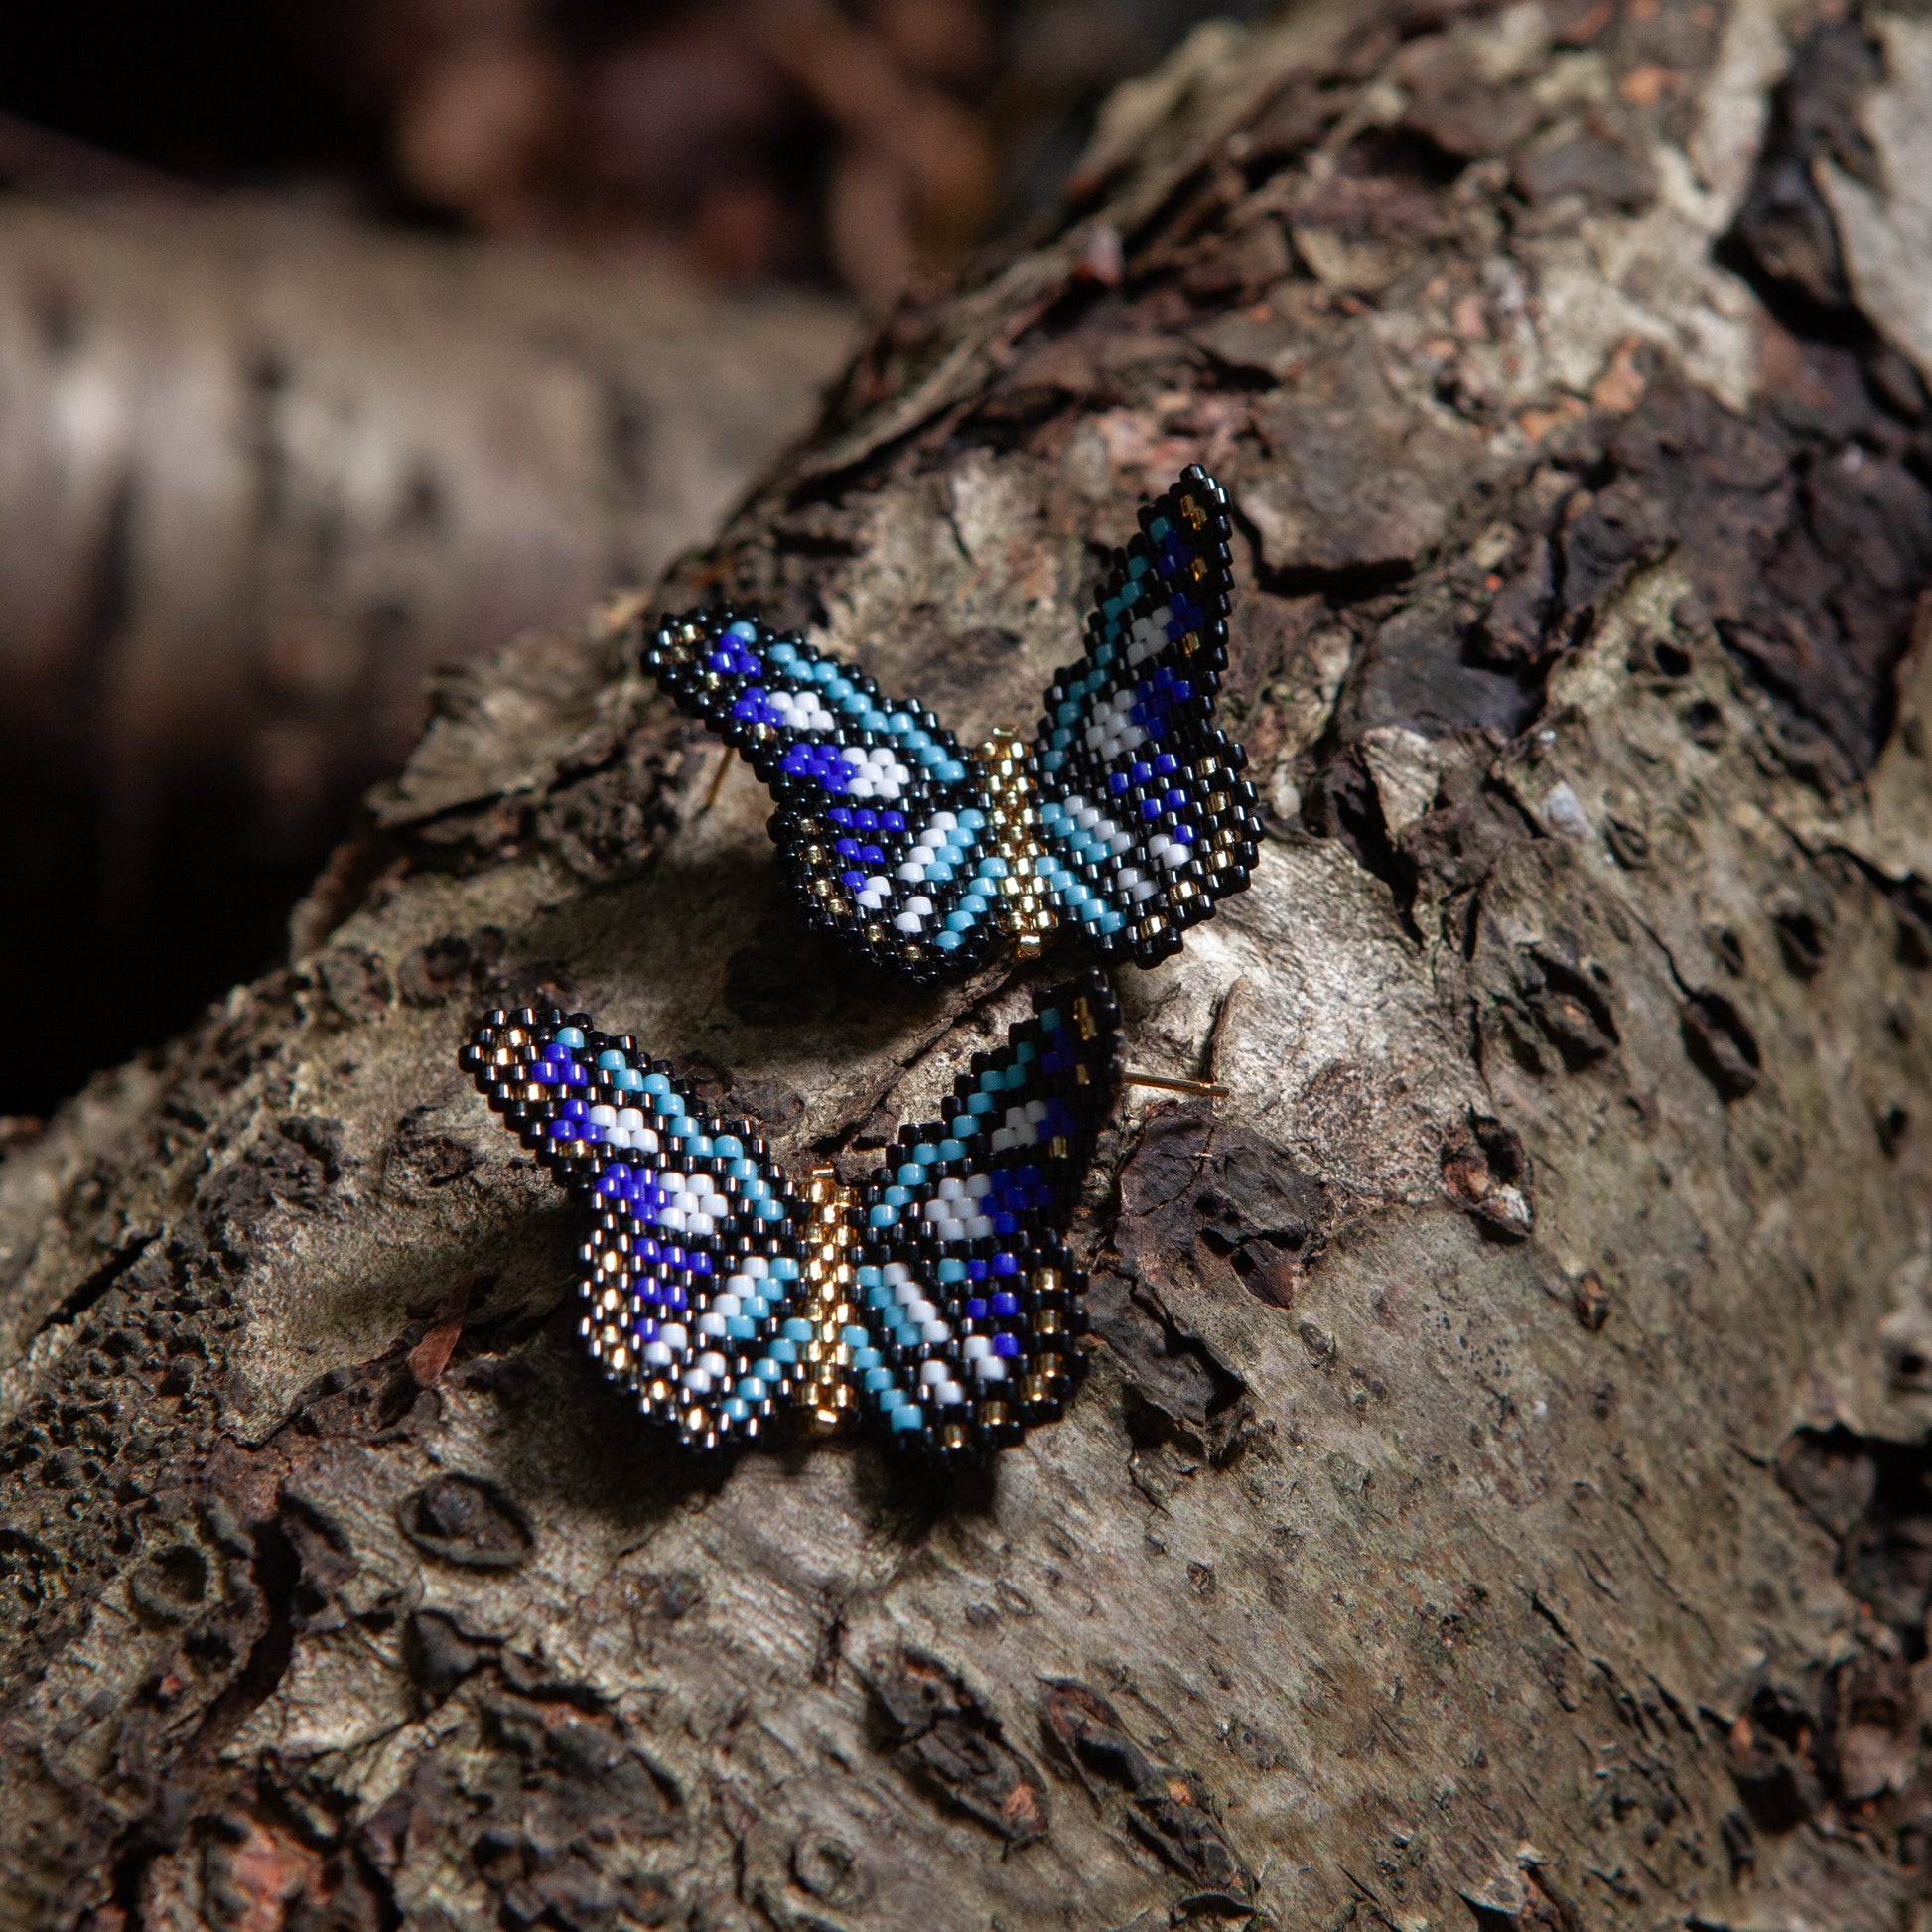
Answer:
[974,728,1058,957]
[800,1165,858,1429]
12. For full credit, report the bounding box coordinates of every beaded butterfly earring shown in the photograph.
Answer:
[461,974,1120,1462]
[647,466,1263,984]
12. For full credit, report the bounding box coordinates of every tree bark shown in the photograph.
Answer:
[7,3,1932,1928]
[0,197,853,1112]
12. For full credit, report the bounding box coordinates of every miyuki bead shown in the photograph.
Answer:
[459,971,1119,1465]
[642,466,1260,984]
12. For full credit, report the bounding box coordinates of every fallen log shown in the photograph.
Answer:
[6,3,1932,1925]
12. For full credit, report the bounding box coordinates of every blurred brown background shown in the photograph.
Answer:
[0,0,1276,1120]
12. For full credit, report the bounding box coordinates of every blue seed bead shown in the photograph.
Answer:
[782,1318,814,1343]
[641,1074,671,1096]
[769,1339,799,1364]
[853,1347,883,1372]
[897,1165,922,1186]
[857,1265,884,1289]
[868,1204,897,1228]
[935,931,963,951]
[841,1325,870,1349]
[891,1406,924,1432]
[755,1358,785,1383]
[597,1050,626,1069]
[555,1027,587,1047]
[737,1376,763,1400]
[723,1398,751,1423]
[876,1385,904,1409]
[714,1135,744,1158]
[937,1258,967,1283]
[939,1138,965,1161]
[772,1258,800,1281]
[726,1316,755,1340]
[883,1185,912,1206]
[865,1367,895,1393]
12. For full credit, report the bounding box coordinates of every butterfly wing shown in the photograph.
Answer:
[650,610,1008,982]
[843,972,1120,1461]
[462,1006,818,1449]
[1031,467,1263,967]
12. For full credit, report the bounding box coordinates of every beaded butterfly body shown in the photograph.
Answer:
[460,975,1118,1461]
[649,466,1262,984]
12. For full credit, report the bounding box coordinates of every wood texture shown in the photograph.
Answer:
[0,198,854,1111]
[6,2,1932,1926]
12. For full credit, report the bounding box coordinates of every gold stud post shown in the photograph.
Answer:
[1123,1071,1228,1099]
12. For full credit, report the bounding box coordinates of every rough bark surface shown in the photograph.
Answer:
[6,3,1932,1928]
[0,198,853,1111]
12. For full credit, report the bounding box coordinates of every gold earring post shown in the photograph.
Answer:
[1123,1071,1227,1099]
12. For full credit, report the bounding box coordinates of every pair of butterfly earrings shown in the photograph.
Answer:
[461,467,1263,1462]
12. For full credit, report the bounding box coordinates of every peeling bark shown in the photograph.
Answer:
[6,2,1932,1927]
